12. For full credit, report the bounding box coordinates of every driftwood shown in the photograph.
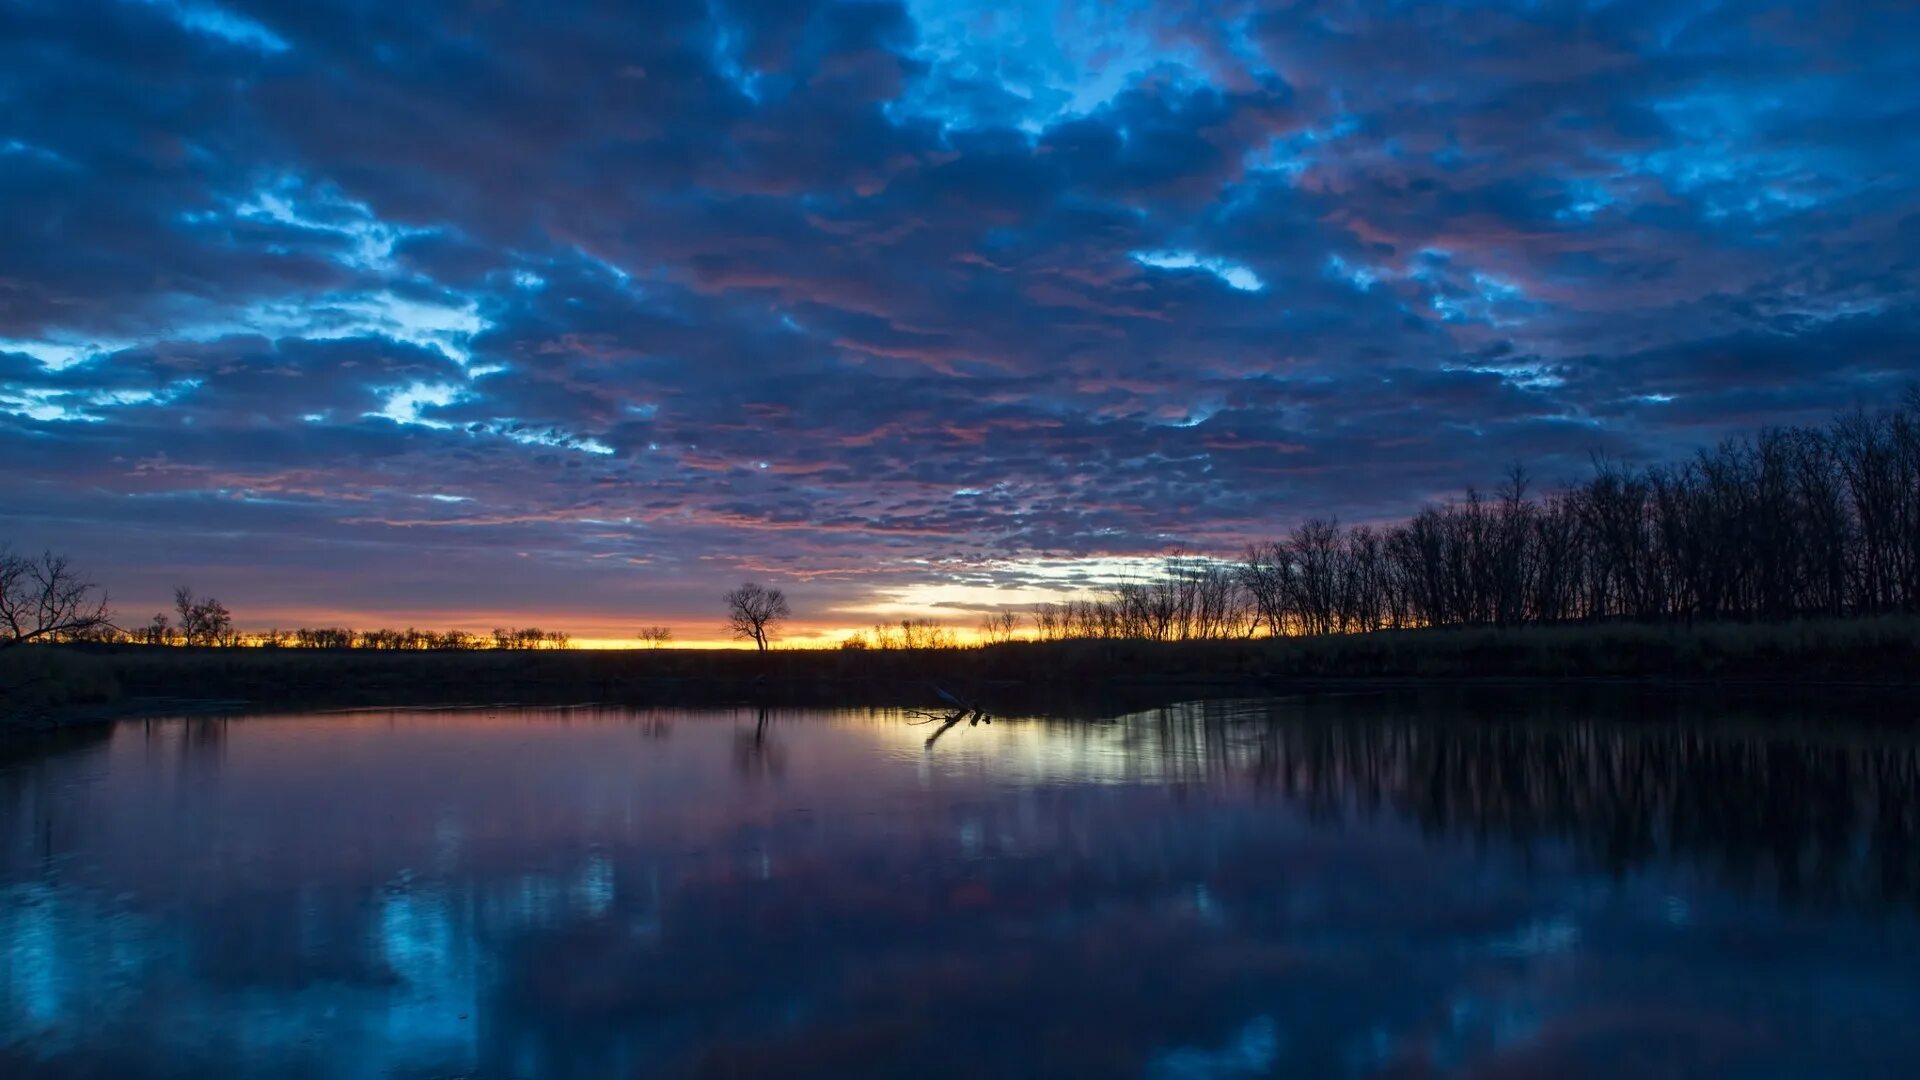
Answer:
[908,683,991,748]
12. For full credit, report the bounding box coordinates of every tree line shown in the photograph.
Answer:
[113,588,574,649]
[6,395,1918,652]
[1009,393,1920,642]
[841,618,958,650]
[136,619,575,650]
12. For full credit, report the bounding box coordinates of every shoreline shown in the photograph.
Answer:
[9,669,1919,735]
[8,616,1920,733]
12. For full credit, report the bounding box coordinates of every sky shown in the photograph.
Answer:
[2,0,1917,645]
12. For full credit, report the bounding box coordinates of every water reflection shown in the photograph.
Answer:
[732,707,786,781]
[1125,695,1920,913]
[2,694,1919,1077]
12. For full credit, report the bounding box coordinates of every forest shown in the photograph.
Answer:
[993,393,1920,644]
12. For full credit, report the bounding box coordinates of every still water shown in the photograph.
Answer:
[4,693,1920,1078]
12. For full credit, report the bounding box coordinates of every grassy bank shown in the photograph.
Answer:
[6,616,1920,729]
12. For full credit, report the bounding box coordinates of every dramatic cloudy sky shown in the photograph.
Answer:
[2,0,1916,642]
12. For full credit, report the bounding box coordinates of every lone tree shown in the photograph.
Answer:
[637,625,674,649]
[0,547,113,648]
[723,582,790,652]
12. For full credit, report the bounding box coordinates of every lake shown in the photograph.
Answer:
[4,691,1920,1077]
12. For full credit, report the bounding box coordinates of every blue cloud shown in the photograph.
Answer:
[130,0,287,53]
[1,0,1916,627]
[1132,250,1265,292]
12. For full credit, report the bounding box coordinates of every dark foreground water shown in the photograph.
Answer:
[5,693,1920,1078]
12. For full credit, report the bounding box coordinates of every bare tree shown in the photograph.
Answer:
[486,626,568,650]
[1030,602,1065,642]
[1239,542,1290,636]
[139,613,175,646]
[723,582,790,652]
[0,547,113,648]
[174,587,234,647]
[979,610,1021,644]
[896,618,952,649]
[638,625,674,648]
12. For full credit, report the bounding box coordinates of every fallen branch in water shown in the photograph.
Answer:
[906,683,992,728]
[910,685,994,748]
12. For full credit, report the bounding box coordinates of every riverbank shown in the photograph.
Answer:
[6,616,1920,730]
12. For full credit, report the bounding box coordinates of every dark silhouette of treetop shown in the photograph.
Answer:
[0,546,113,648]
[174,587,235,647]
[723,582,790,652]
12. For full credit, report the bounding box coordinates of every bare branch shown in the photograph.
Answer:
[0,547,113,649]
[722,582,790,652]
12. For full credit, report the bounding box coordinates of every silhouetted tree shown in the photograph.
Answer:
[984,396,1920,646]
[0,547,113,648]
[292,626,353,648]
[1030,602,1066,642]
[638,625,674,648]
[723,582,790,652]
[173,587,233,647]
[894,618,952,649]
[139,613,175,646]
[1212,393,1920,634]
[979,611,1021,644]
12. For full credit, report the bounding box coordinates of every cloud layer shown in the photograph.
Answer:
[3,0,1917,636]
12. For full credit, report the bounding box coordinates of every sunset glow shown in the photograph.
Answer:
[3,0,1916,640]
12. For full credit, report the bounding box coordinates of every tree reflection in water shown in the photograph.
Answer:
[2,691,1919,1078]
[1122,692,1920,913]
